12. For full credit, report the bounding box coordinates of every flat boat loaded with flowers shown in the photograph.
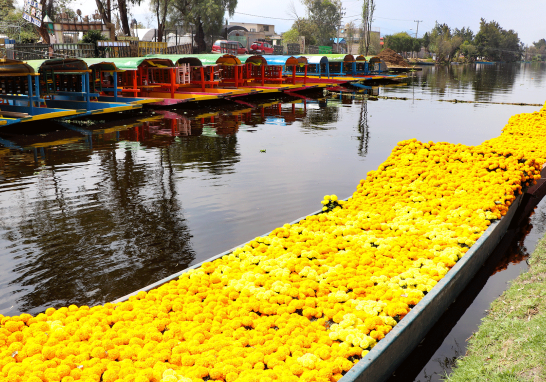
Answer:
[2,105,546,382]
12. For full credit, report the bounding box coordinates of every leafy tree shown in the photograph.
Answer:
[474,18,522,61]
[422,32,430,52]
[428,22,463,62]
[0,0,15,20]
[459,40,478,60]
[534,38,546,50]
[1,7,39,43]
[170,0,237,52]
[282,28,299,44]
[302,0,341,46]
[82,29,108,43]
[288,17,317,47]
[384,32,413,53]
[453,26,474,42]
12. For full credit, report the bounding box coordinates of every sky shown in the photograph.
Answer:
[18,0,545,45]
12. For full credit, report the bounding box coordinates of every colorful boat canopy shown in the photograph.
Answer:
[82,58,125,72]
[97,57,175,70]
[264,55,306,67]
[216,55,242,66]
[0,58,38,77]
[299,55,328,65]
[355,55,367,62]
[144,54,223,66]
[305,54,354,62]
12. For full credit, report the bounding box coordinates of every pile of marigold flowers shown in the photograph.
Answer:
[2,105,546,382]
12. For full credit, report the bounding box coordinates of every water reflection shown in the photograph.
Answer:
[0,117,198,315]
[0,95,341,315]
[387,63,546,105]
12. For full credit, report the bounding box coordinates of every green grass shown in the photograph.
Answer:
[445,234,546,382]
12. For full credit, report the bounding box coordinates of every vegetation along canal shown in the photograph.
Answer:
[1,62,545,381]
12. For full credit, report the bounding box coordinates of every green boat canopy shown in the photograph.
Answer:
[82,58,125,72]
[91,57,175,70]
[25,58,91,73]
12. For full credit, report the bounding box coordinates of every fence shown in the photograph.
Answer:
[138,42,168,56]
[5,41,193,60]
[9,44,49,60]
[308,45,332,54]
[53,43,95,58]
[165,44,192,55]
[286,43,300,55]
[97,41,132,58]
[273,45,283,55]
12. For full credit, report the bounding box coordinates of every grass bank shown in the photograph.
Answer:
[445,231,546,382]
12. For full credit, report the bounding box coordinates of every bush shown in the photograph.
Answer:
[81,30,108,44]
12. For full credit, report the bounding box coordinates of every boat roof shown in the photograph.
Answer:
[82,58,125,72]
[299,55,328,65]
[144,54,223,66]
[0,58,38,77]
[216,54,242,65]
[265,55,306,66]
[27,58,91,73]
[242,55,267,65]
[306,54,355,62]
[100,57,175,70]
[355,55,367,62]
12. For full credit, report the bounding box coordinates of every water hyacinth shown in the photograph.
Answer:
[1,105,546,381]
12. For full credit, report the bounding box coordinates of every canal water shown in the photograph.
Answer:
[1,62,545,381]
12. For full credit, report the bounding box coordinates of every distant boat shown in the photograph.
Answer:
[475,61,495,65]
[414,61,435,66]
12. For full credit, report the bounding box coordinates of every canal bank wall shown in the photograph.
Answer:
[446,228,546,381]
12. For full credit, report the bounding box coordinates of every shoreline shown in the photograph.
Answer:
[446,220,546,381]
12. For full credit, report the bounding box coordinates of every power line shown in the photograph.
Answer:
[233,12,295,21]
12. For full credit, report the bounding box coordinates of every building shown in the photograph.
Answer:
[228,22,275,37]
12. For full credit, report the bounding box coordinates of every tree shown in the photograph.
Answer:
[150,0,172,42]
[459,40,478,60]
[453,26,474,42]
[82,29,108,43]
[293,18,317,46]
[360,0,375,55]
[170,0,237,52]
[384,32,413,54]
[282,28,299,44]
[422,32,430,52]
[94,0,141,36]
[0,0,15,20]
[302,0,341,46]
[474,18,522,61]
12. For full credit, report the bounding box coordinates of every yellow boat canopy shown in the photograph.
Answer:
[0,58,38,77]
[216,55,242,66]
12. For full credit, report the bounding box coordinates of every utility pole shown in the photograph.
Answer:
[413,20,422,39]
[413,20,422,58]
